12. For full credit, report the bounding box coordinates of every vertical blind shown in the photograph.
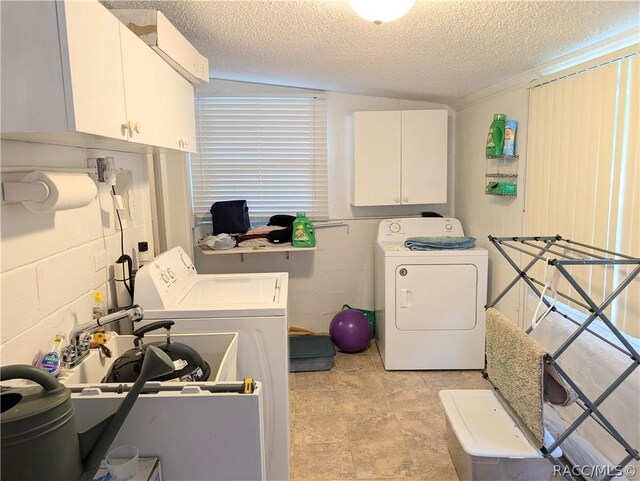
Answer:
[190,95,328,223]
[525,50,639,338]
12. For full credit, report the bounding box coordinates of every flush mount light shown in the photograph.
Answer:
[348,0,416,24]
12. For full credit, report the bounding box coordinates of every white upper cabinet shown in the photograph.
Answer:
[176,77,197,152]
[352,111,402,206]
[119,22,159,145]
[0,0,196,153]
[352,109,448,206]
[401,110,448,204]
[156,55,197,153]
[61,0,127,140]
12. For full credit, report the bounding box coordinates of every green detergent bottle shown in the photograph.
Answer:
[486,113,506,157]
[292,212,316,248]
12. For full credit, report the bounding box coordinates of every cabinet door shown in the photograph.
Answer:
[401,110,448,204]
[156,56,196,152]
[119,24,158,145]
[352,111,401,206]
[1,1,68,133]
[59,0,127,139]
[175,74,197,153]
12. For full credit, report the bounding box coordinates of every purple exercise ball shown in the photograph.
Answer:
[329,309,370,353]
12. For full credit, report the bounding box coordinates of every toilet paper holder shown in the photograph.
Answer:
[2,170,98,213]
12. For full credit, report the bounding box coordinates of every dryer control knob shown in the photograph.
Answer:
[445,223,453,231]
[389,222,401,233]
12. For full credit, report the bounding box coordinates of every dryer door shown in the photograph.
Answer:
[395,263,477,330]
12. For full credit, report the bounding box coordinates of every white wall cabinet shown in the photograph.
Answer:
[0,0,196,153]
[120,22,159,145]
[62,0,128,141]
[156,56,196,152]
[352,110,448,206]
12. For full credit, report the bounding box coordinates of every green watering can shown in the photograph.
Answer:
[0,345,174,481]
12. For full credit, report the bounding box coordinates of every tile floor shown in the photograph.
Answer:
[289,341,491,481]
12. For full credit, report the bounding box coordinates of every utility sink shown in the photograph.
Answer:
[60,331,239,387]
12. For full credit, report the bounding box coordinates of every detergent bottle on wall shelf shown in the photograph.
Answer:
[503,120,518,157]
[292,212,316,248]
[486,113,506,157]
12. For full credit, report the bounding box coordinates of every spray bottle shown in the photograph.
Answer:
[35,334,66,377]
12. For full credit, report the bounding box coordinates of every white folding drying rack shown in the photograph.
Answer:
[485,235,640,481]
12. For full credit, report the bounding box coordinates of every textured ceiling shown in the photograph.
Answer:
[102,1,640,104]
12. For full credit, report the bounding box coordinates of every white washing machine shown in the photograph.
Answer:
[375,218,488,370]
[135,246,289,481]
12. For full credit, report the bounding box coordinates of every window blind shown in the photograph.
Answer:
[525,50,639,338]
[190,95,328,223]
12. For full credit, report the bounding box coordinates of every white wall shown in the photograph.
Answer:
[0,140,154,366]
[453,88,529,325]
[191,82,455,332]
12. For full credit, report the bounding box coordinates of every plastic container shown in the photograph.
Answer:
[485,181,517,196]
[105,444,139,481]
[503,120,518,157]
[36,334,65,377]
[289,336,336,372]
[439,390,560,481]
[486,114,506,157]
[292,212,316,248]
[92,291,107,319]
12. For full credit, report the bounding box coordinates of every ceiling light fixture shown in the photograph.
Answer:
[348,0,416,25]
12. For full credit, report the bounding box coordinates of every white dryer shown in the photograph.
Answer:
[375,218,488,370]
[135,246,289,481]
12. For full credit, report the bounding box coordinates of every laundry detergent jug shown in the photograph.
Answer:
[292,212,316,248]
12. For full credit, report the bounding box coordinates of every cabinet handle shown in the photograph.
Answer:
[403,196,408,203]
[394,197,400,204]
[133,122,141,134]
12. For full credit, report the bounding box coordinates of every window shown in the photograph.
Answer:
[190,94,328,224]
[525,48,639,338]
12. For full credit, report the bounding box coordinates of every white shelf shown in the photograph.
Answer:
[199,244,317,260]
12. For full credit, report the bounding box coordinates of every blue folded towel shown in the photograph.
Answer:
[404,236,476,250]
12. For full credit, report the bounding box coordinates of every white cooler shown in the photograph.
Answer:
[439,390,561,481]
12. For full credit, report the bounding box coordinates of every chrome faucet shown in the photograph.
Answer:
[63,305,144,367]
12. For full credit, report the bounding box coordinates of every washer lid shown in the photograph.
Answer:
[144,273,288,319]
[135,246,288,317]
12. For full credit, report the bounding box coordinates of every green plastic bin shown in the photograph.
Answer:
[342,304,375,339]
[289,335,336,372]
